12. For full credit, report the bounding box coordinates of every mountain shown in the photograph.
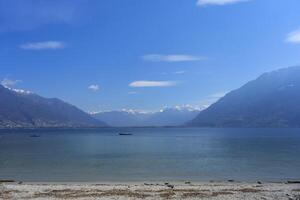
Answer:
[0,85,107,128]
[92,107,200,127]
[188,66,300,127]
[144,108,201,127]
[91,110,150,127]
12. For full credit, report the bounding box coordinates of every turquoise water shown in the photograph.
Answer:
[0,128,300,182]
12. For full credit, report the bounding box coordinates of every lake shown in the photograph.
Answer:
[0,128,300,182]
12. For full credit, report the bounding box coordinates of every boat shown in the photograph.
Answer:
[118,133,132,136]
[30,134,40,138]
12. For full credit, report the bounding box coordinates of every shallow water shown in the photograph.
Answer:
[0,128,300,182]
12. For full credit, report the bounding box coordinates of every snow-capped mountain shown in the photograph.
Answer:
[92,106,201,127]
[0,85,107,128]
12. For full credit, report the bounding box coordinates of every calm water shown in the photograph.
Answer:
[0,128,300,182]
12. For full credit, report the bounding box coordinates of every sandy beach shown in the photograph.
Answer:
[1,181,300,200]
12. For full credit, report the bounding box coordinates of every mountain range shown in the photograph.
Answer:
[189,66,300,127]
[2,66,300,128]
[92,107,200,127]
[0,85,106,128]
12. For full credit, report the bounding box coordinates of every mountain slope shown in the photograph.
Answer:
[144,108,200,126]
[0,85,106,128]
[92,110,150,127]
[92,107,200,127]
[189,66,300,127]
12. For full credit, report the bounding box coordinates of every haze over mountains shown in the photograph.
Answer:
[0,85,106,128]
[92,107,200,127]
[189,66,300,127]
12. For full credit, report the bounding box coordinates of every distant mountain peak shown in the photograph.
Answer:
[120,109,152,114]
[92,106,200,127]
[173,104,203,112]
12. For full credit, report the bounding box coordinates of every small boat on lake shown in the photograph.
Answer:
[118,133,133,136]
[30,134,40,138]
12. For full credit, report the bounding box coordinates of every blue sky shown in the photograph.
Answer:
[1,0,300,112]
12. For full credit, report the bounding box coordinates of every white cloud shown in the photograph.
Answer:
[197,0,248,6]
[129,81,177,87]
[1,78,22,88]
[1,78,33,94]
[143,54,205,62]
[286,29,300,44]
[20,41,66,50]
[88,84,100,91]
[128,91,138,95]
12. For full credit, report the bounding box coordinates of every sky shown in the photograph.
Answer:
[1,0,300,112]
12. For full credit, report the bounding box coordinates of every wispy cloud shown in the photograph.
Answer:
[1,78,22,88]
[88,84,100,91]
[174,70,186,74]
[286,29,300,44]
[20,41,66,50]
[143,54,205,62]
[0,0,84,32]
[197,0,248,6]
[128,91,138,95]
[129,81,177,88]
[1,78,32,94]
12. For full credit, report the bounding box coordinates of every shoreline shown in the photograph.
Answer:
[2,180,300,184]
[1,181,300,199]
[2,127,300,131]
